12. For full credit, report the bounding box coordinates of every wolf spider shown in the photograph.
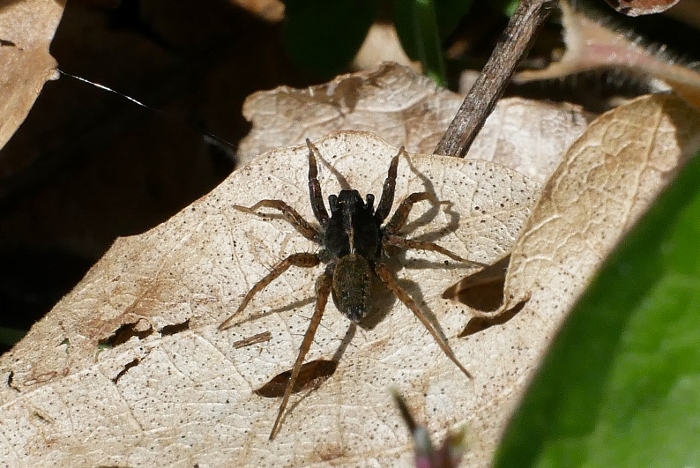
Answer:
[219,140,484,440]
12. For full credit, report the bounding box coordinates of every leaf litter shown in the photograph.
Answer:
[2,61,699,467]
[0,131,539,466]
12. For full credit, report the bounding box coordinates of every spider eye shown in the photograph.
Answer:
[328,194,339,211]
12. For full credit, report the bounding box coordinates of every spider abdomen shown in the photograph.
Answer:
[331,253,373,323]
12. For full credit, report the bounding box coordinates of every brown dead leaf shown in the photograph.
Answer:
[603,0,680,16]
[439,92,700,461]
[226,0,284,21]
[240,62,593,183]
[0,131,540,466]
[0,0,64,152]
[517,2,700,109]
[476,94,700,323]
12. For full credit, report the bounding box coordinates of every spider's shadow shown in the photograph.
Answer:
[385,154,468,275]
[316,149,351,191]
[359,264,452,353]
[228,296,315,327]
[273,322,357,427]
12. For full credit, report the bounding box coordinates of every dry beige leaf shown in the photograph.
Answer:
[239,62,593,183]
[0,131,540,466]
[353,23,418,71]
[468,98,593,183]
[471,93,700,322]
[226,0,284,21]
[439,92,700,464]
[0,0,64,152]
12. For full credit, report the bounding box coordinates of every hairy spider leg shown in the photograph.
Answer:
[234,199,321,242]
[376,188,486,380]
[384,235,484,266]
[374,263,472,379]
[218,252,320,330]
[305,139,330,226]
[374,148,405,223]
[269,273,333,440]
[383,191,435,235]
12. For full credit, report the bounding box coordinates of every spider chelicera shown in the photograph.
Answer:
[219,139,484,440]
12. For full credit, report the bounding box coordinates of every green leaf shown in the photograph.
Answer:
[393,0,443,85]
[0,327,26,347]
[282,0,378,77]
[495,150,700,467]
[432,0,475,41]
[393,0,474,85]
[491,0,520,17]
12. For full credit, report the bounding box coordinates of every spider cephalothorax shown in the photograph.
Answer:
[323,190,378,321]
[219,139,483,440]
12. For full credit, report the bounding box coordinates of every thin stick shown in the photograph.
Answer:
[435,0,556,158]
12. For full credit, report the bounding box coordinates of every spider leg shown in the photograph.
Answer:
[234,199,321,242]
[305,139,330,226]
[269,272,333,440]
[375,263,472,379]
[383,191,435,235]
[384,234,487,268]
[374,147,406,223]
[218,252,320,330]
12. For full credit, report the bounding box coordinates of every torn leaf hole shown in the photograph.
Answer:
[443,255,511,312]
[159,319,190,336]
[459,302,526,337]
[98,321,154,348]
[441,256,527,336]
[255,359,337,398]
[59,337,71,355]
[112,358,141,384]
